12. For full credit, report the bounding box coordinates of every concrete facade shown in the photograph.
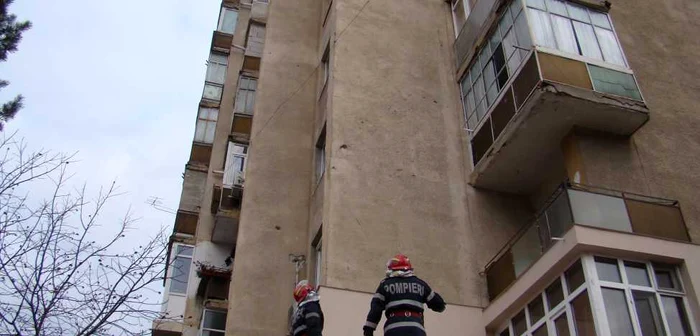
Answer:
[153,0,700,335]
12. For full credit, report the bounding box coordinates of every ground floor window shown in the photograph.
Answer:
[499,255,696,336]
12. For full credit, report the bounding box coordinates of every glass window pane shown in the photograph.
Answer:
[554,314,571,336]
[231,143,246,154]
[595,257,622,282]
[567,3,590,22]
[170,256,191,294]
[533,325,548,336]
[528,0,546,10]
[205,120,216,144]
[510,0,524,17]
[246,91,256,113]
[500,329,511,336]
[602,288,635,335]
[660,296,693,336]
[206,63,227,84]
[571,290,596,336]
[219,8,238,34]
[565,260,585,292]
[572,21,603,60]
[203,84,223,101]
[512,309,527,335]
[466,90,476,119]
[590,11,611,29]
[486,82,498,106]
[203,310,227,330]
[545,0,567,16]
[475,101,487,122]
[545,189,573,238]
[178,245,194,256]
[653,264,682,291]
[209,53,228,65]
[551,15,579,55]
[632,291,665,336]
[474,75,486,106]
[194,120,207,143]
[568,190,632,232]
[493,45,510,89]
[512,224,542,276]
[499,10,514,37]
[595,27,626,66]
[625,261,651,287]
[479,44,492,69]
[490,29,503,53]
[514,10,532,49]
[467,113,478,130]
[503,28,523,75]
[484,61,497,87]
[234,89,246,113]
[528,295,545,324]
[546,279,565,309]
[528,8,557,48]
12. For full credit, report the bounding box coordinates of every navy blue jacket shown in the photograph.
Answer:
[292,300,323,336]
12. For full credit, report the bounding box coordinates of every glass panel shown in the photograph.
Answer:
[568,190,632,232]
[194,121,207,143]
[503,28,523,74]
[514,10,532,49]
[493,45,510,89]
[545,0,567,16]
[233,157,245,172]
[474,75,486,110]
[475,101,488,122]
[653,264,682,291]
[178,245,194,256]
[219,8,238,34]
[231,144,246,154]
[571,290,596,336]
[484,61,497,88]
[203,310,227,330]
[203,84,223,101]
[590,11,611,29]
[533,325,548,336]
[528,8,557,48]
[234,89,246,113]
[528,0,546,10]
[595,257,622,282]
[170,256,191,294]
[479,45,492,69]
[490,29,503,53]
[528,295,546,324]
[565,260,585,292]
[554,314,571,336]
[510,0,524,17]
[465,91,476,120]
[537,215,553,250]
[572,21,603,60]
[602,288,635,335]
[204,121,216,144]
[546,189,573,238]
[587,65,642,100]
[486,82,498,106]
[551,15,579,55]
[202,331,225,336]
[499,10,514,37]
[660,296,693,336]
[246,91,256,113]
[453,0,467,34]
[633,291,665,336]
[595,27,626,66]
[500,329,511,336]
[512,224,542,276]
[567,3,590,23]
[206,63,227,84]
[467,113,478,130]
[209,53,228,65]
[546,279,565,309]
[513,309,527,335]
[625,261,651,287]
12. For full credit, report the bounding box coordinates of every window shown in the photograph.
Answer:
[526,0,626,67]
[234,76,257,115]
[203,83,224,102]
[194,107,218,144]
[246,23,265,57]
[313,239,322,287]
[223,142,247,187]
[451,0,470,37]
[217,7,239,34]
[321,47,330,91]
[169,244,194,294]
[460,0,530,131]
[206,53,228,85]
[498,256,696,336]
[201,309,227,336]
[315,127,326,183]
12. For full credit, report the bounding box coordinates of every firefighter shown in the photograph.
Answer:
[363,254,446,336]
[290,280,324,336]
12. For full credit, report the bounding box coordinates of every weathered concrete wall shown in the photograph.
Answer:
[225,0,321,335]
[574,0,700,242]
[325,0,530,308]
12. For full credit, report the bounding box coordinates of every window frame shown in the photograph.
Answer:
[217,7,239,34]
[313,238,322,287]
[167,244,194,296]
[451,0,471,37]
[315,126,326,184]
[234,76,258,115]
[194,107,219,144]
[223,141,248,188]
[200,308,227,335]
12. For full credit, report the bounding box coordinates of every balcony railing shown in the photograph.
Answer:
[485,183,689,300]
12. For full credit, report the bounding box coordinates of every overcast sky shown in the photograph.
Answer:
[0,0,220,327]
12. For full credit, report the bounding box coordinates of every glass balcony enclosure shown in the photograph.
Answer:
[485,183,688,300]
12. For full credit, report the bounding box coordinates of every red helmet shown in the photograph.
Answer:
[293,280,314,303]
[387,254,412,271]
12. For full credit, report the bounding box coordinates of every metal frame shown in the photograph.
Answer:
[200,308,227,335]
[498,255,698,336]
[167,243,195,297]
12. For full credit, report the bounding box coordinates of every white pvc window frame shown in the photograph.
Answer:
[217,7,239,34]
[167,244,194,296]
[497,255,698,336]
[200,309,227,335]
[451,0,471,37]
[223,141,248,188]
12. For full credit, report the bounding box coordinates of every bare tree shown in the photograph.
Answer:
[0,133,169,335]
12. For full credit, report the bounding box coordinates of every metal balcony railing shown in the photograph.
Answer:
[485,183,689,300]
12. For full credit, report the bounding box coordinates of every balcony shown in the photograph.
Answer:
[485,183,688,300]
[250,0,269,24]
[211,184,243,244]
[469,49,648,194]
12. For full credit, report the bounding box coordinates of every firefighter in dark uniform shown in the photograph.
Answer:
[363,254,446,336]
[290,280,324,336]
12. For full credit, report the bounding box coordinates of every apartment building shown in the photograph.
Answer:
[154,0,700,335]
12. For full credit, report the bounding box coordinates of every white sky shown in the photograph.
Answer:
[0,0,221,329]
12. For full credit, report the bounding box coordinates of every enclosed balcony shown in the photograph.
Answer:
[455,0,650,193]
[485,183,689,300]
